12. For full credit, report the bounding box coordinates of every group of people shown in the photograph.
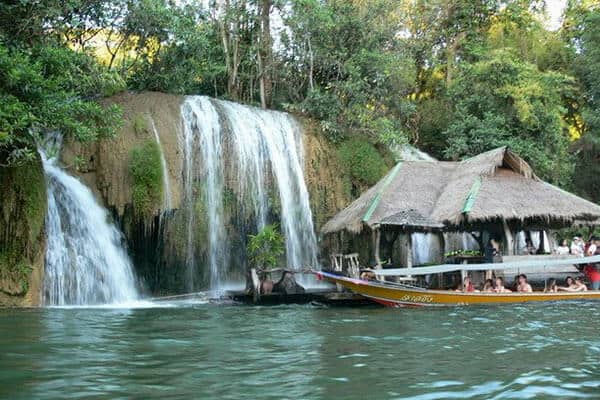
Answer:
[458,275,529,293]
[556,235,600,290]
[458,273,592,293]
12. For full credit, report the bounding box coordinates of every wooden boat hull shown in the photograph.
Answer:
[315,271,600,307]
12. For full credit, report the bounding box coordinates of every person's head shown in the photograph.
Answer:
[495,277,504,287]
[548,278,556,287]
[560,239,567,247]
[463,276,471,285]
[518,274,528,284]
[566,276,574,286]
[484,279,493,287]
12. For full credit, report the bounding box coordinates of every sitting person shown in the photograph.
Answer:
[517,274,533,293]
[359,269,376,280]
[482,279,494,292]
[455,276,475,292]
[558,276,578,291]
[493,277,512,293]
[555,239,570,255]
[573,277,588,291]
[544,278,558,293]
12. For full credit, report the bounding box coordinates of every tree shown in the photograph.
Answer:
[247,224,285,271]
[0,41,123,166]
[443,50,575,185]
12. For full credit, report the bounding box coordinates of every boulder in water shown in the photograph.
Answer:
[273,271,305,295]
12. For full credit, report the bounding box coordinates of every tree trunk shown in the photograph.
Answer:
[258,0,272,108]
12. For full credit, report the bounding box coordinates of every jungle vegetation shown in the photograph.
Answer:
[1,0,599,201]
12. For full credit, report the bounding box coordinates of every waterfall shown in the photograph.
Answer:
[180,96,318,290]
[41,137,139,305]
[149,116,173,210]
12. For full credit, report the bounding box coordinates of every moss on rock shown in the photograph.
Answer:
[129,140,164,218]
[0,155,47,305]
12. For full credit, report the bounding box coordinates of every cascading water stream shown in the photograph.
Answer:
[149,116,173,211]
[180,96,318,291]
[41,137,139,305]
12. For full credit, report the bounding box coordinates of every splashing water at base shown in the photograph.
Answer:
[41,137,139,306]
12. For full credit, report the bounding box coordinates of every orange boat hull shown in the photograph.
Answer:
[316,271,600,307]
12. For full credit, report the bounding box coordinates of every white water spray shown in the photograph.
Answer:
[149,116,173,211]
[41,137,139,305]
[180,96,318,290]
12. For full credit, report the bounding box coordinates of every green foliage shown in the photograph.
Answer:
[0,41,123,165]
[443,50,575,185]
[129,140,164,217]
[338,139,389,187]
[247,224,285,270]
[132,115,149,136]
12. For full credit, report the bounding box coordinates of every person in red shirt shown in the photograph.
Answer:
[583,264,600,290]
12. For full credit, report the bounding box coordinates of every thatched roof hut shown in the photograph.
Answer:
[322,147,600,234]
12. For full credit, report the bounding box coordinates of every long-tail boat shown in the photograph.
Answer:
[314,255,600,307]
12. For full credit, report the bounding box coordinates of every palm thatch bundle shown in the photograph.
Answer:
[322,147,600,234]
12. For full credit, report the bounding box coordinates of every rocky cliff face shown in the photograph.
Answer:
[58,92,372,294]
[0,155,47,306]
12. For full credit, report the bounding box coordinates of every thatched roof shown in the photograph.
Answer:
[322,147,600,234]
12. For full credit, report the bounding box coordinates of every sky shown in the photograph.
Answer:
[546,0,568,30]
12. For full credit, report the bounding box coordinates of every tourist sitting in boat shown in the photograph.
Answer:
[360,269,376,280]
[574,277,588,291]
[555,239,570,255]
[557,276,587,292]
[517,274,533,293]
[493,277,512,293]
[455,276,476,292]
[544,278,558,293]
[482,279,494,292]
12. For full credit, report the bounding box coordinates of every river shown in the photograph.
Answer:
[1,301,599,399]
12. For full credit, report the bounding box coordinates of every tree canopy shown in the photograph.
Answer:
[1,0,599,201]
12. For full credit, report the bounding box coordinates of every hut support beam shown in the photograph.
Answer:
[406,233,413,278]
[503,218,514,256]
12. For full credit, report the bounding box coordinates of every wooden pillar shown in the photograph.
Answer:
[406,232,413,278]
[502,219,514,256]
[438,232,446,288]
[538,230,545,254]
[373,228,382,268]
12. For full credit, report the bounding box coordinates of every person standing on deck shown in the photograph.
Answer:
[585,237,597,257]
[571,236,585,256]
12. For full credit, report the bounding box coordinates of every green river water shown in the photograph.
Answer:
[1,300,599,399]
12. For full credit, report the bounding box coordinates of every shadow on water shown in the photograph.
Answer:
[1,302,600,399]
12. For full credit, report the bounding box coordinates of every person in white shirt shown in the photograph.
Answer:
[571,237,584,257]
[586,237,598,256]
[555,239,570,255]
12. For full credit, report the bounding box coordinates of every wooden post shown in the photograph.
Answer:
[502,219,514,256]
[438,232,446,289]
[406,232,413,278]
[373,228,382,268]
